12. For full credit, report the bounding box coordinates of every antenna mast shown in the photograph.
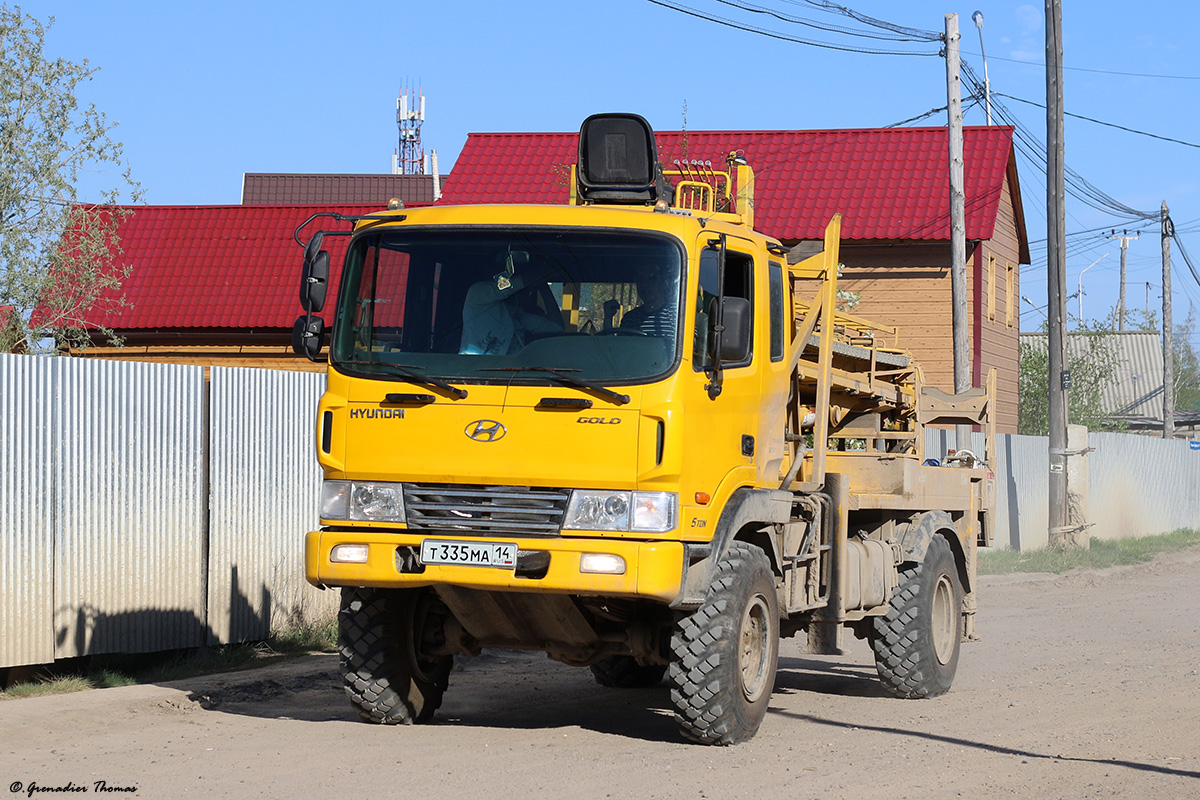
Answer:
[393,82,426,175]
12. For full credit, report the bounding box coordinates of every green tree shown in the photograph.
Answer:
[1173,306,1200,411]
[0,5,141,353]
[1018,318,1125,435]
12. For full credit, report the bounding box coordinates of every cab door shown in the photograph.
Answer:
[679,235,767,505]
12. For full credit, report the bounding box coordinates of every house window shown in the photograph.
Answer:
[987,254,996,322]
[1005,262,1015,328]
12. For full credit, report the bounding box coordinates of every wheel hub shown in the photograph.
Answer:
[931,574,956,665]
[740,593,771,702]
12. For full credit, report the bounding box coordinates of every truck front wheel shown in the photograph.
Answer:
[871,533,962,698]
[339,586,452,724]
[668,541,779,745]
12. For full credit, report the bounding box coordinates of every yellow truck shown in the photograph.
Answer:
[293,113,995,745]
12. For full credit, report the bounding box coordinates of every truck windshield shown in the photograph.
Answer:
[330,229,683,384]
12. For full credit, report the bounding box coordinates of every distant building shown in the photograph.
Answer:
[1020,329,1199,437]
[60,204,376,373]
[242,173,443,206]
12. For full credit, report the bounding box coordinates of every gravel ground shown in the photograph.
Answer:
[3,545,1199,799]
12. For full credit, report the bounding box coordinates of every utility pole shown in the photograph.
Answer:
[1111,230,1138,331]
[945,14,971,451]
[1045,0,1070,549]
[1162,201,1176,439]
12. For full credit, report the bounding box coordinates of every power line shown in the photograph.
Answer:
[886,105,947,127]
[993,91,1200,150]
[960,60,1156,222]
[644,0,941,56]
[961,50,1200,81]
[713,0,938,42]
[787,0,942,41]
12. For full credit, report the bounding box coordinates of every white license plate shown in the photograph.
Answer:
[419,539,517,569]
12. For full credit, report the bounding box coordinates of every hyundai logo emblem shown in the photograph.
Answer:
[465,419,506,442]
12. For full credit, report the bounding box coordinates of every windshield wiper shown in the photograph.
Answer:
[479,367,630,405]
[337,360,468,399]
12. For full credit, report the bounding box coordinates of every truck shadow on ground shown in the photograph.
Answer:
[182,650,893,743]
[772,654,889,699]
[778,711,1200,781]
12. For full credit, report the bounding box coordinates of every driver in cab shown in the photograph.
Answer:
[460,255,562,355]
[619,263,676,337]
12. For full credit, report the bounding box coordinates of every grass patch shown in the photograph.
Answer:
[1,615,337,700]
[979,528,1200,575]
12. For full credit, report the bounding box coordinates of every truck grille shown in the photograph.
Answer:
[403,484,570,536]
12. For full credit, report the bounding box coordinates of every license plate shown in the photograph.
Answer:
[419,539,517,569]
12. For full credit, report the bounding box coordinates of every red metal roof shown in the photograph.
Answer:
[64,204,380,331]
[439,126,1022,244]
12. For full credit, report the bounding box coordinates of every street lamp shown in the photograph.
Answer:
[1077,252,1110,321]
[971,10,992,125]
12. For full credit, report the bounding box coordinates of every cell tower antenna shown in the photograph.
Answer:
[395,81,425,175]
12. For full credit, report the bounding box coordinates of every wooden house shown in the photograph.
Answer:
[64,204,379,373]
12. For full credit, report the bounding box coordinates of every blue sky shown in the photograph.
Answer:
[19,0,1200,339]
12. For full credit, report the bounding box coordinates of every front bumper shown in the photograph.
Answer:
[305,529,685,604]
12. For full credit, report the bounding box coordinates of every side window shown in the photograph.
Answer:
[769,261,784,361]
[693,246,754,370]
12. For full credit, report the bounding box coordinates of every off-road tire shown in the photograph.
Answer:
[871,534,963,698]
[668,541,779,745]
[339,586,452,724]
[589,656,667,688]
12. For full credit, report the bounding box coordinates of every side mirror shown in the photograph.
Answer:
[300,235,330,313]
[292,314,326,361]
[709,296,752,364]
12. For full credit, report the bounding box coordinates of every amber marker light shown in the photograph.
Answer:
[695,492,711,505]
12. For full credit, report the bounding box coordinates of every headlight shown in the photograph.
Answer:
[321,479,406,523]
[564,491,676,533]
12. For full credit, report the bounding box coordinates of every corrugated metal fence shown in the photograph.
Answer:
[1,354,331,669]
[925,428,1200,550]
[3,352,1197,667]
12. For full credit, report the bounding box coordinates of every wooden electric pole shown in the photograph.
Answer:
[1162,201,1176,439]
[1111,230,1138,331]
[1045,0,1071,548]
[945,13,970,451]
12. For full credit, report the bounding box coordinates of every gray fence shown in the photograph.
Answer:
[3,352,1198,667]
[925,428,1200,550]
[0,354,330,669]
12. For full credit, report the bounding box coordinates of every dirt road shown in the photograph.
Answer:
[3,546,1200,800]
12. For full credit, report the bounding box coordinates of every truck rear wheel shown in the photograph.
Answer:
[589,656,666,688]
[339,586,452,724]
[668,541,779,745]
[871,534,962,698]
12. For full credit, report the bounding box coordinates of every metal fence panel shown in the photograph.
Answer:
[1089,432,1200,541]
[207,367,333,643]
[0,355,57,668]
[53,358,206,658]
[926,428,1200,549]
